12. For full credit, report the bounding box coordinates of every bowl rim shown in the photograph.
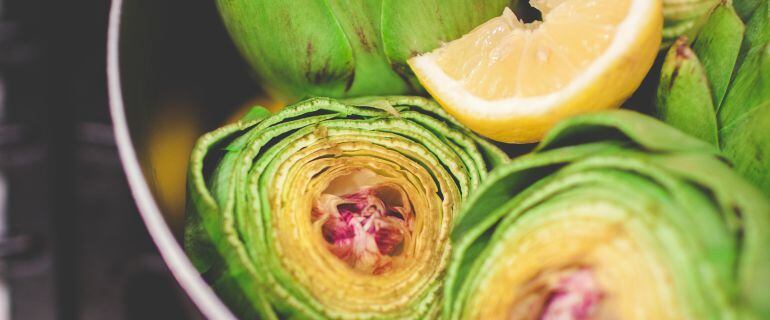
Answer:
[107,0,236,318]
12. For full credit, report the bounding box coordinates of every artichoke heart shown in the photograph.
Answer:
[216,0,513,103]
[446,111,770,320]
[185,96,506,319]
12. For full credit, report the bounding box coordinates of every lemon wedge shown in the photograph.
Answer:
[409,0,662,143]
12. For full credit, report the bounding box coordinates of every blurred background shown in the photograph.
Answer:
[0,0,263,318]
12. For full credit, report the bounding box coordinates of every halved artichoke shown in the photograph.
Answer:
[657,1,770,195]
[185,96,506,319]
[446,111,770,319]
[215,0,513,102]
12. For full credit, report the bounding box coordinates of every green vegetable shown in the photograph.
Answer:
[215,0,513,103]
[446,110,770,320]
[661,0,768,49]
[735,0,766,19]
[657,2,770,195]
[663,0,721,48]
[185,96,506,319]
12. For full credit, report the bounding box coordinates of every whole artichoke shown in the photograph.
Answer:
[185,96,506,319]
[216,0,513,103]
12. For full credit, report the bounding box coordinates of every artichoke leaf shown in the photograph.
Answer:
[656,1,770,196]
[692,3,745,107]
[216,0,513,102]
[657,39,719,145]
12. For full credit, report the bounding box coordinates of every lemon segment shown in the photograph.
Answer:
[409,0,662,143]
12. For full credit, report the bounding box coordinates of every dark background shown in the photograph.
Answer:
[0,0,216,319]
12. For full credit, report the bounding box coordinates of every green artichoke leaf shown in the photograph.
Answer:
[662,0,721,48]
[717,41,770,196]
[692,3,745,107]
[216,0,512,102]
[734,0,765,20]
[742,0,770,55]
[186,96,505,319]
[381,0,513,68]
[536,109,718,155]
[656,1,770,196]
[216,0,355,101]
[719,2,770,126]
[321,0,415,97]
[721,100,770,200]
[446,110,770,320]
[657,39,719,145]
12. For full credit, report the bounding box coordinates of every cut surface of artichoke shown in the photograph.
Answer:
[271,140,450,313]
[467,202,680,319]
[311,169,414,275]
[446,111,770,320]
[185,96,506,319]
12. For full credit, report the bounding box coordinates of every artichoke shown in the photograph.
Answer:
[661,0,766,48]
[445,110,770,319]
[215,0,513,103]
[735,0,766,19]
[185,96,506,319]
[657,1,770,195]
[663,0,720,48]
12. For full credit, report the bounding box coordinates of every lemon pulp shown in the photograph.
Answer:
[410,0,662,143]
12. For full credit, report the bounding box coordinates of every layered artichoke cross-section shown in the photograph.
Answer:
[185,96,506,319]
[446,111,770,320]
